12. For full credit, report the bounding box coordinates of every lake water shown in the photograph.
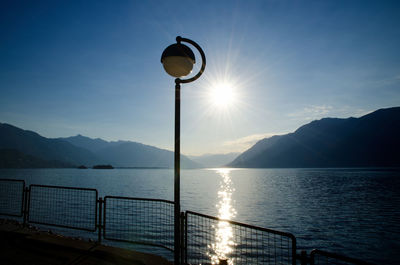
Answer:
[1,168,399,264]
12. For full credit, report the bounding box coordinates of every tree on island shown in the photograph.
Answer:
[92,164,114,169]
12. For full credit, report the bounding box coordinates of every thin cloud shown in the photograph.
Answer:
[288,105,333,121]
[288,105,370,122]
[223,132,283,153]
[372,74,400,86]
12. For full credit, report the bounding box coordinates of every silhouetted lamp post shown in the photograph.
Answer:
[161,36,206,264]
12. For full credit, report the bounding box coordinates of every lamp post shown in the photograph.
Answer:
[161,36,206,265]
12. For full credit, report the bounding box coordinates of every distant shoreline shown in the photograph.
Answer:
[1,166,400,171]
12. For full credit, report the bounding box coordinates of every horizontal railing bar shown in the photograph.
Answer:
[0,213,24,217]
[27,220,97,232]
[30,184,97,192]
[186,210,296,240]
[104,195,174,204]
[0,179,25,182]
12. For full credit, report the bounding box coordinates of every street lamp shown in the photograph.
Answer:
[161,36,206,265]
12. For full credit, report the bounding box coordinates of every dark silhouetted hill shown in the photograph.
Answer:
[0,149,75,168]
[60,135,201,169]
[229,107,400,168]
[0,123,103,166]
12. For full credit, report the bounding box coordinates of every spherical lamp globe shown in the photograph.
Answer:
[161,43,196,78]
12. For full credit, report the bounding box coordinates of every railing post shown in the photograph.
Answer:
[292,235,297,265]
[184,212,188,265]
[97,197,103,244]
[23,187,29,226]
[180,212,185,264]
[310,250,315,265]
[300,250,308,265]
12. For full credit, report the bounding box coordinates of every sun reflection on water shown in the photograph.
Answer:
[209,168,237,265]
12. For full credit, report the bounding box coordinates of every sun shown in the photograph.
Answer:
[210,82,236,109]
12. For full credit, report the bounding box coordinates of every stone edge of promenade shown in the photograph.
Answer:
[0,218,172,265]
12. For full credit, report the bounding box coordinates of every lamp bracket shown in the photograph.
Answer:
[174,36,206,84]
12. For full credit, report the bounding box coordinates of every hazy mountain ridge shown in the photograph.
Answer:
[61,134,111,153]
[229,107,400,168]
[61,135,200,168]
[188,152,240,168]
[0,123,199,168]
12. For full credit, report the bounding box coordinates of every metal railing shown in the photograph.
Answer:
[0,179,375,265]
[28,184,98,231]
[103,196,174,252]
[0,179,25,217]
[184,211,296,265]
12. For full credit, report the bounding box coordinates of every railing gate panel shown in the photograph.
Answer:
[185,211,296,265]
[103,196,175,252]
[0,179,25,217]
[28,184,98,231]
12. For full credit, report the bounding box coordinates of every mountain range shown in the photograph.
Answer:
[229,107,400,168]
[59,134,200,168]
[0,123,101,167]
[1,106,399,169]
[0,123,199,168]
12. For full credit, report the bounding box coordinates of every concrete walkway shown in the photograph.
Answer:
[0,219,172,265]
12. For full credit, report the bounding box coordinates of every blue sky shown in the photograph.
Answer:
[1,0,399,155]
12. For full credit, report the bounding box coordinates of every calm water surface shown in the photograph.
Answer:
[1,168,399,264]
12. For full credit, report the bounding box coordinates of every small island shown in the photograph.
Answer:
[77,165,88,169]
[92,164,114,169]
